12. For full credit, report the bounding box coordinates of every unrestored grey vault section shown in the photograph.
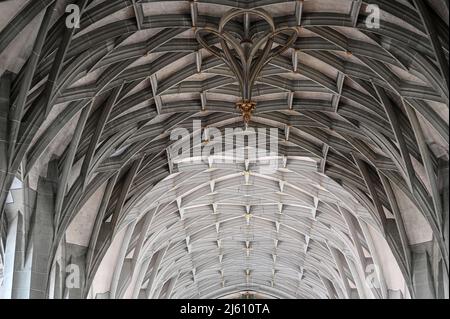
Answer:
[0,0,448,299]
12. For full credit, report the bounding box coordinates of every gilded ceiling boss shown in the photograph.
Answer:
[196,9,298,126]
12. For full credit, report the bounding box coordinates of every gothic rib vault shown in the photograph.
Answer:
[0,0,448,299]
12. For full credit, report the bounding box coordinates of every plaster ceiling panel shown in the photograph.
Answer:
[0,0,29,32]
[142,1,190,16]
[303,0,353,14]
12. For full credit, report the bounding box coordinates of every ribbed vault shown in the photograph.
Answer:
[111,156,390,299]
[0,0,448,299]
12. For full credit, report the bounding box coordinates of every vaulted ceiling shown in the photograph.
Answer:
[0,0,448,299]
